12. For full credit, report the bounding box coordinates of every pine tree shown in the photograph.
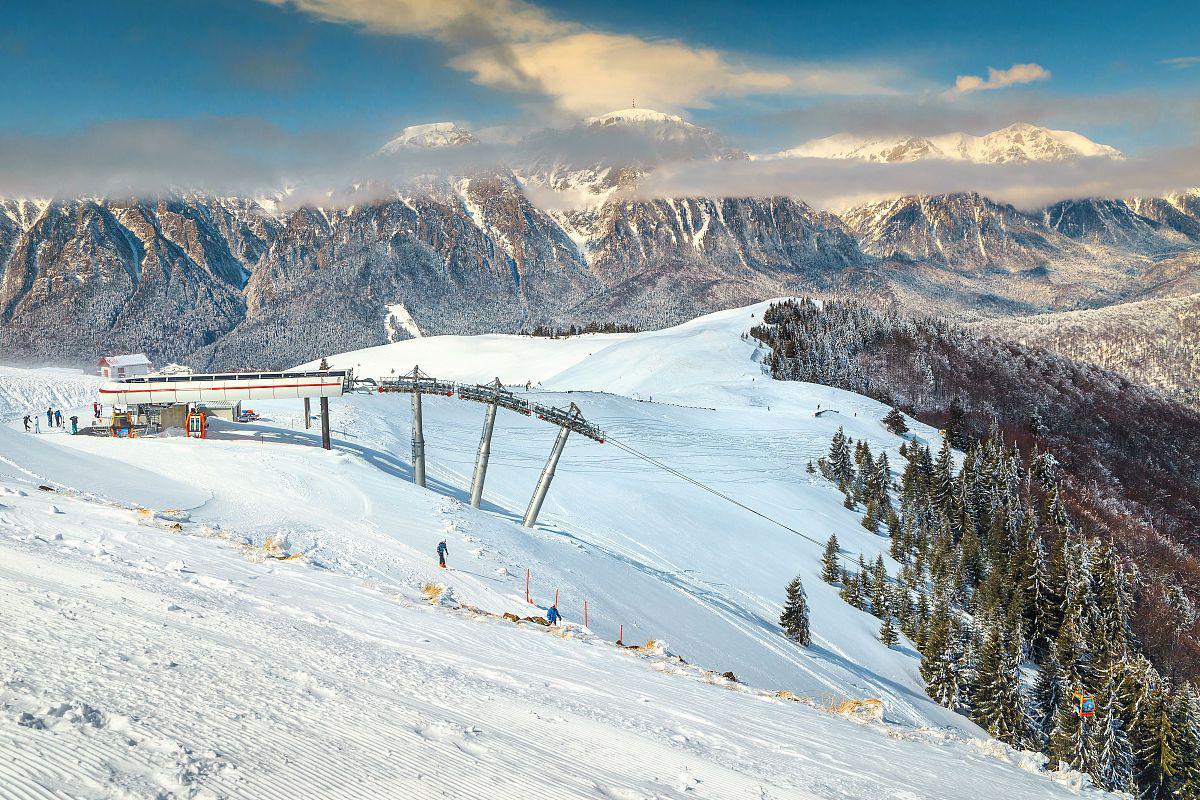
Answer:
[869,555,888,615]
[826,427,854,489]
[880,613,898,648]
[840,572,865,610]
[1032,652,1067,751]
[944,398,968,449]
[931,439,955,513]
[1090,666,1136,794]
[861,498,881,534]
[821,535,841,584]
[971,613,1028,749]
[780,575,811,646]
[1169,685,1200,800]
[883,407,909,435]
[920,596,963,710]
[1136,685,1179,800]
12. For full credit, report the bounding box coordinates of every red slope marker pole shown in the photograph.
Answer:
[618,624,623,645]
[555,588,559,607]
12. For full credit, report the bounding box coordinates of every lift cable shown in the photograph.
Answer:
[602,433,830,550]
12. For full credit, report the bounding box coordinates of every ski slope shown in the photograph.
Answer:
[0,365,101,421]
[0,302,1110,798]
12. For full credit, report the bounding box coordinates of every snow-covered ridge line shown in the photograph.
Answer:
[770,122,1124,164]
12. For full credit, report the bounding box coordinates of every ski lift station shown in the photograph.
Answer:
[98,365,605,528]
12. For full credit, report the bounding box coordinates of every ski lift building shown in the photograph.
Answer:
[99,353,152,379]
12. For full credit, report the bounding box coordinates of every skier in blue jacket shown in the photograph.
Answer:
[547,605,561,625]
[437,540,448,569]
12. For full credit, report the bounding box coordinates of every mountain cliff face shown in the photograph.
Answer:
[0,113,1197,369]
[0,199,247,366]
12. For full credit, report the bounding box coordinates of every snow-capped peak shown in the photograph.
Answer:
[379,122,476,154]
[586,107,689,127]
[771,123,1123,164]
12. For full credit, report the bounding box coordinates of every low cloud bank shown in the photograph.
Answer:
[633,148,1200,210]
[0,116,1196,212]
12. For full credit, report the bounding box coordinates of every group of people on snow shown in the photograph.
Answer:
[22,406,80,435]
[436,539,562,626]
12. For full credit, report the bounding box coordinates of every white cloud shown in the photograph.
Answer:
[451,32,793,116]
[954,63,1051,94]
[1160,56,1200,70]
[259,0,570,42]
[259,0,892,116]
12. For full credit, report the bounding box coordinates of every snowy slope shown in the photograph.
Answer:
[0,303,1116,798]
[0,365,101,421]
[0,475,1099,799]
[296,331,636,386]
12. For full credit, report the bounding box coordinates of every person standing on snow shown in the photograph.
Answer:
[93,402,102,420]
[23,414,31,432]
[547,605,561,626]
[437,540,449,569]
[54,409,62,428]
[34,415,41,434]
[69,415,78,435]
[46,407,53,428]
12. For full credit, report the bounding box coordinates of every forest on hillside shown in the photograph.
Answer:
[750,298,1200,685]
[803,424,1200,796]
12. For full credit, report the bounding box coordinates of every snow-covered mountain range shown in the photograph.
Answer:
[0,110,1197,370]
[773,122,1124,163]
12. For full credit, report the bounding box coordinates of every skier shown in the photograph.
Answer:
[69,415,78,435]
[34,416,41,434]
[54,409,62,427]
[437,540,449,569]
[546,605,561,626]
[46,407,53,427]
[23,414,31,432]
[93,402,102,420]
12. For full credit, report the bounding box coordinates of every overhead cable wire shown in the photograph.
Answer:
[602,433,830,549]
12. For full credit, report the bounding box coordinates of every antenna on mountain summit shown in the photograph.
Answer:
[631,99,636,108]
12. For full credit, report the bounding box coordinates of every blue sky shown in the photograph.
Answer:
[1,0,1196,155]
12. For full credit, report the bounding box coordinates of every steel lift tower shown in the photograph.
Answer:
[376,366,454,487]
[522,402,605,528]
[457,379,532,508]
[374,367,605,522]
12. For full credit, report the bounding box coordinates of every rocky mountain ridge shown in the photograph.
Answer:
[1,112,1197,370]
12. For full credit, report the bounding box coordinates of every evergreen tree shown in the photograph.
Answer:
[825,427,854,489]
[931,439,955,513]
[880,613,898,648]
[1032,652,1067,751]
[840,571,865,610]
[869,555,889,615]
[944,398,968,449]
[861,498,882,534]
[780,575,812,646]
[1169,686,1200,800]
[821,535,841,584]
[1136,685,1179,800]
[971,613,1028,748]
[883,407,909,435]
[1091,666,1136,794]
[920,596,963,710]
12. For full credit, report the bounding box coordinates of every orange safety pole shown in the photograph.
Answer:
[555,589,559,606]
